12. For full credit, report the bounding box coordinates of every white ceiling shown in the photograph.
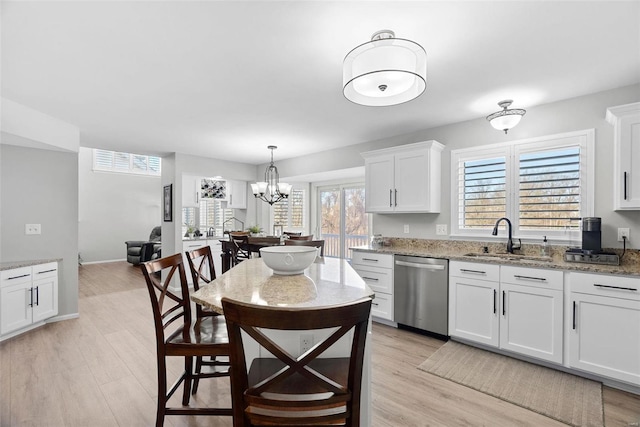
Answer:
[2,1,639,165]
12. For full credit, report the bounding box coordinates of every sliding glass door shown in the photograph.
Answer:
[318,184,368,259]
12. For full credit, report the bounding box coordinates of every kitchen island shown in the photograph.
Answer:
[191,257,375,426]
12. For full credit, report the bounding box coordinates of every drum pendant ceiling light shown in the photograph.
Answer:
[343,30,427,107]
[486,100,527,134]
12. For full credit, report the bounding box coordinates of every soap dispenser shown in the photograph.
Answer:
[541,236,549,257]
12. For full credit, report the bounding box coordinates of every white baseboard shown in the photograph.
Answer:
[46,313,80,323]
[81,258,127,265]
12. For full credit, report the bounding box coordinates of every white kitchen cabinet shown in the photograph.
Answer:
[362,141,443,213]
[182,174,201,208]
[499,266,563,364]
[223,180,247,209]
[1,262,58,337]
[607,102,640,210]
[208,239,224,279]
[568,272,640,385]
[351,251,394,322]
[449,262,563,364]
[449,261,500,347]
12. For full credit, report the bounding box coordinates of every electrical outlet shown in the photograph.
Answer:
[617,228,630,242]
[403,224,410,234]
[436,224,447,235]
[300,334,313,354]
[25,224,41,235]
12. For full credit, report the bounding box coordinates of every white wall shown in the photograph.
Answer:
[273,84,640,249]
[0,145,79,317]
[78,147,161,263]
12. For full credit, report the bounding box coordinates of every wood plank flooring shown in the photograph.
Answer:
[0,261,638,426]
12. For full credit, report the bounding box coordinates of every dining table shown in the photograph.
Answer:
[190,256,375,426]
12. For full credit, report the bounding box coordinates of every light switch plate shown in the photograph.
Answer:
[436,224,448,235]
[25,224,41,235]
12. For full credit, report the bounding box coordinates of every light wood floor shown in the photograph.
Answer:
[0,261,638,426]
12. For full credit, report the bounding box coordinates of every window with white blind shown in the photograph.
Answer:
[182,200,233,237]
[272,187,306,233]
[93,149,161,176]
[451,129,594,241]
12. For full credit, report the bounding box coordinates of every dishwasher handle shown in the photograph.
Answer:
[395,260,445,270]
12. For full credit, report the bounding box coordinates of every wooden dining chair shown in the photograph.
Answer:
[141,253,232,427]
[284,238,325,257]
[185,246,231,394]
[282,231,301,237]
[229,233,251,265]
[222,297,372,427]
[287,234,313,241]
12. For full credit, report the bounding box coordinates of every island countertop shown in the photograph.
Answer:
[191,257,374,314]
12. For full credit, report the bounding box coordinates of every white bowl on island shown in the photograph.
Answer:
[259,246,318,275]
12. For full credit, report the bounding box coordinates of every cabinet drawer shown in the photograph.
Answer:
[183,241,207,252]
[371,292,393,321]
[500,265,563,291]
[32,263,58,279]
[449,261,499,282]
[353,265,392,294]
[1,267,32,286]
[351,251,393,269]
[569,272,640,301]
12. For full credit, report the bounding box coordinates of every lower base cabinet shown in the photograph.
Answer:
[1,262,58,336]
[351,251,394,322]
[569,272,640,385]
[449,262,563,365]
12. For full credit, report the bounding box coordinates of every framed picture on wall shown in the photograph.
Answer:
[163,184,173,222]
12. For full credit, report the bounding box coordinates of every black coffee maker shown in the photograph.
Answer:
[581,217,602,254]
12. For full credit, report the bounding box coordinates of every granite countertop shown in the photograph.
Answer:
[351,238,640,277]
[191,257,374,314]
[0,259,62,271]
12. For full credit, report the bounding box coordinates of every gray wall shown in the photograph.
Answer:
[273,84,640,249]
[78,147,161,263]
[0,144,79,317]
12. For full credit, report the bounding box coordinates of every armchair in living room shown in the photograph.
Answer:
[125,226,162,265]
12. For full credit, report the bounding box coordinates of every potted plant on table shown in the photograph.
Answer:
[247,225,263,237]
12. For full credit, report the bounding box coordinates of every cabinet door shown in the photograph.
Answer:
[370,292,393,321]
[569,292,640,385]
[208,240,223,279]
[449,276,499,347]
[394,149,432,212]
[182,175,200,208]
[500,283,563,364]
[183,241,208,284]
[609,103,640,209]
[364,155,394,213]
[225,180,247,209]
[0,282,32,335]
[32,276,58,323]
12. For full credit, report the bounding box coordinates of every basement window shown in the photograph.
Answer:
[451,129,594,242]
[93,149,161,176]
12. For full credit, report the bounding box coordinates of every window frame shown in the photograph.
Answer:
[450,129,594,243]
[270,184,307,234]
[93,149,161,176]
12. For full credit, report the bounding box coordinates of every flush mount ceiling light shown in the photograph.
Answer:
[343,30,427,107]
[250,146,292,206]
[486,100,527,134]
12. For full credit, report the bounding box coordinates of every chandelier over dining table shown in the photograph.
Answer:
[251,145,292,205]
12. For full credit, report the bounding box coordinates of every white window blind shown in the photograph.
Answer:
[452,130,593,241]
[93,149,161,176]
[199,200,234,236]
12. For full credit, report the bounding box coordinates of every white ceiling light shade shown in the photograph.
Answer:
[343,30,427,107]
[486,100,527,134]
[251,145,291,206]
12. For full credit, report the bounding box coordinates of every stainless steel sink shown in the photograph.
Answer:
[463,252,552,262]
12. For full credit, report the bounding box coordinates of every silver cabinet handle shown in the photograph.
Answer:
[459,268,486,275]
[362,277,379,281]
[362,258,379,262]
[7,273,30,280]
[37,269,56,274]
[395,260,445,270]
[513,274,547,282]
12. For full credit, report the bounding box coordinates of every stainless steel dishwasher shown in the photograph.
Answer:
[394,255,449,336]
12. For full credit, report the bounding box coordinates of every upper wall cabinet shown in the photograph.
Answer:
[362,141,444,213]
[223,180,247,209]
[607,102,640,210]
[182,174,200,208]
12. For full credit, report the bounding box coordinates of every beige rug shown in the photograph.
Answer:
[418,341,603,427]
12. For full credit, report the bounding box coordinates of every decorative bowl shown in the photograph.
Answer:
[259,246,318,275]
